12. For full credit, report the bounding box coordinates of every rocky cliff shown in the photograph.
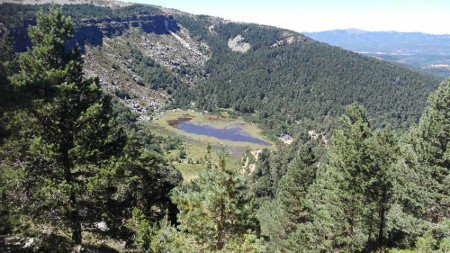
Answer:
[12,15,180,52]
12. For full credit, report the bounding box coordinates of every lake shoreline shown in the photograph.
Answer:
[173,118,271,146]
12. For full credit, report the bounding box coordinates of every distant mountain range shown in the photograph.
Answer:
[305,29,450,77]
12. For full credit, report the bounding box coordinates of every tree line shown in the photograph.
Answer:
[251,85,449,252]
[0,7,448,253]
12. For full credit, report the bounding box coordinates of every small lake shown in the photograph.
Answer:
[172,119,270,146]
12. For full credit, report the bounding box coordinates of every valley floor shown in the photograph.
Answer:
[144,109,274,180]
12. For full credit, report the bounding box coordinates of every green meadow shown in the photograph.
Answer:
[144,110,274,180]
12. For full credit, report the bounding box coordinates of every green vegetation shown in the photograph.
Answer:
[129,47,182,92]
[0,4,448,253]
[0,8,181,251]
[149,110,273,149]
[253,79,450,253]
[171,15,442,131]
[151,149,264,252]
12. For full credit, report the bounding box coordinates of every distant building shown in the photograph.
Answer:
[279,134,293,144]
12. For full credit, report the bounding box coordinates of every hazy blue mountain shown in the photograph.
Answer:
[305,29,450,77]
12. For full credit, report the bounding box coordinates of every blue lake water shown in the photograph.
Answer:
[175,121,270,146]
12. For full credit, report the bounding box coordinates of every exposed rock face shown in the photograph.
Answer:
[271,31,310,48]
[94,221,109,232]
[23,238,39,249]
[12,15,180,52]
[82,33,172,115]
[8,10,210,117]
[81,25,210,115]
[132,26,210,69]
[228,35,251,53]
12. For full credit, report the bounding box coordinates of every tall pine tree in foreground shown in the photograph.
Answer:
[389,78,450,249]
[0,8,133,250]
[257,143,318,252]
[312,104,374,252]
[152,149,264,252]
[280,104,402,252]
[409,78,449,222]
[7,7,128,247]
[1,8,183,250]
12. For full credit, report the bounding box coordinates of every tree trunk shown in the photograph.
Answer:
[368,210,374,242]
[216,199,225,250]
[378,188,387,250]
[70,192,82,245]
[62,149,82,246]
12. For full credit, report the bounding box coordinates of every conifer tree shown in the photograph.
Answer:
[391,78,450,246]
[411,79,450,223]
[277,144,317,226]
[365,129,400,249]
[257,143,318,252]
[0,8,182,251]
[0,35,16,143]
[321,103,373,251]
[288,104,375,252]
[165,149,263,252]
[7,7,127,248]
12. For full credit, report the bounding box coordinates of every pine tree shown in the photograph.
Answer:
[258,143,318,252]
[7,7,127,248]
[391,78,450,246]
[0,34,16,144]
[0,8,182,250]
[365,129,400,250]
[286,104,375,252]
[277,144,317,225]
[321,103,373,251]
[167,149,263,252]
[411,78,450,223]
[412,78,450,169]
[250,148,274,198]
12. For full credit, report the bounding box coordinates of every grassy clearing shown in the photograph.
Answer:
[150,109,273,150]
[170,138,245,182]
[144,109,273,180]
[173,163,206,181]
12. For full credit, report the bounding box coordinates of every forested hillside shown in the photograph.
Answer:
[0,2,448,253]
[0,2,443,132]
[171,16,442,130]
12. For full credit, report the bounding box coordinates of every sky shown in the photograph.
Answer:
[120,0,450,34]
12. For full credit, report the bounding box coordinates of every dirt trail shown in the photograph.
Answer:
[244,149,262,173]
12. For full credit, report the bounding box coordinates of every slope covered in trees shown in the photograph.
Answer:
[253,79,450,253]
[0,3,448,253]
[170,16,442,130]
[0,2,443,131]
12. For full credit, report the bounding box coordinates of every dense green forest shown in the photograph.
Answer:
[170,15,442,131]
[0,5,449,253]
[0,3,443,133]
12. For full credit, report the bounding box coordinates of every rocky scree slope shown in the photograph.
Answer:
[1,2,211,117]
